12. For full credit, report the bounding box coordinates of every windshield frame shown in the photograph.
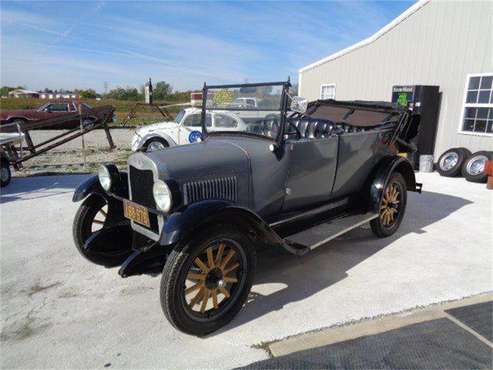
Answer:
[201,81,290,142]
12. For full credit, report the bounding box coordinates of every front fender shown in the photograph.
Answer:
[134,131,178,151]
[72,172,129,202]
[369,156,421,213]
[159,200,282,247]
[72,175,104,202]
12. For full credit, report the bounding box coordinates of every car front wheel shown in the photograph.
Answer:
[145,137,169,152]
[371,172,407,238]
[72,194,132,266]
[160,225,256,336]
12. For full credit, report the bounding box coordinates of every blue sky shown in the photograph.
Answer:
[1,1,414,93]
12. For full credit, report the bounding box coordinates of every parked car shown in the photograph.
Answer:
[131,107,250,152]
[0,101,113,130]
[71,81,421,336]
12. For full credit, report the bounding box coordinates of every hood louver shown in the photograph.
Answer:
[183,176,238,204]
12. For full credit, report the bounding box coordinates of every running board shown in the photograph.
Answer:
[283,212,378,251]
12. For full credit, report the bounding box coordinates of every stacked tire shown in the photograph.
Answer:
[437,148,492,183]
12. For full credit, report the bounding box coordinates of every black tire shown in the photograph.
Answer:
[371,172,407,238]
[461,151,492,183]
[72,194,130,266]
[160,225,256,336]
[144,137,169,152]
[0,158,11,187]
[436,147,471,177]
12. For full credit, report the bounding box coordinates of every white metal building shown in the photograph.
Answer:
[298,0,492,158]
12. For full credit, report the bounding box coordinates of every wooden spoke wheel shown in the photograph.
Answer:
[160,226,256,336]
[380,182,401,227]
[184,240,244,316]
[72,194,132,267]
[371,172,407,238]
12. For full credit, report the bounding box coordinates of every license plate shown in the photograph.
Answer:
[123,200,150,227]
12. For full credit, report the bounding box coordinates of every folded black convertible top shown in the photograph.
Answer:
[305,99,406,128]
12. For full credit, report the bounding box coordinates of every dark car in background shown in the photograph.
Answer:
[0,101,113,130]
[70,81,422,336]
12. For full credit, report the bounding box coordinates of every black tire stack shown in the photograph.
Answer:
[437,147,492,183]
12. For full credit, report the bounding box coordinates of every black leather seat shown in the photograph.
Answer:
[298,120,309,137]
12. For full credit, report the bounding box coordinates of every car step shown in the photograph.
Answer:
[283,212,378,251]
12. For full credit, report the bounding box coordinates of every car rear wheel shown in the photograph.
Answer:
[461,151,492,183]
[160,225,256,336]
[145,137,169,152]
[371,172,407,238]
[436,147,471,177]
[0,158,11,187]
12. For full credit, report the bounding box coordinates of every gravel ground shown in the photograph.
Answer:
[0,172,492,369]
[12,129,135,176]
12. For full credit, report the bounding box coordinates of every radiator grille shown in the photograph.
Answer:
[184,176,237,204]
[128,166,159,233]
[129,166,155,209]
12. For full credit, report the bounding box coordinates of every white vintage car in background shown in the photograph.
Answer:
[131,107,249,152]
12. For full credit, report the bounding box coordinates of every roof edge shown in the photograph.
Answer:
[299,0,430,73]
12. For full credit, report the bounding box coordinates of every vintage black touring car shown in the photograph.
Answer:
[72,81,422,336]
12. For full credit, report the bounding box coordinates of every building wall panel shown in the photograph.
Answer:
[299,1,493,156]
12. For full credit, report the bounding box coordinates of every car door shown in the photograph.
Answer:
[40,103,70,129]
[212,113,240,132]
[178,113,211,144]
[281,123,338,212]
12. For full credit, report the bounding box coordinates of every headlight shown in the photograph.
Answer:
[98,164,119,192]
[98,165,112,191]
[153,180,172,212]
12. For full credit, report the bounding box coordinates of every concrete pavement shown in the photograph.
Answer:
[0,172,492,368]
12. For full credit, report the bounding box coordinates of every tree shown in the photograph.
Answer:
[80,89,97,99]
[0,86,16,97]
[153,81,173,100]
[105,86,142,101]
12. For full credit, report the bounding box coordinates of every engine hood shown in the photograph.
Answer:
[128,138,250,182]
[136,121,177,134]
[127,135,288,214]
[0,109,36,121]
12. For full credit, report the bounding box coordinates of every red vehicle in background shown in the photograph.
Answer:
[0,101,113,130]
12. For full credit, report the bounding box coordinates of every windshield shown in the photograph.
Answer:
[175,109,185,123]
[37,103,49,112]
[202,82,287,140]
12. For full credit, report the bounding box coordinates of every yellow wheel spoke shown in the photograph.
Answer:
[219,286,230,298]
[207,247,215,269]
[220,249,236,270]
[185,283,201,295]
[189,287,204,307]
[194,257,209,272]
[223,276,238,283]
[211,289,218,309]
[187,272,206,281]
[223,262,239,275]
[200,289,210,313]
[215,243,225,265]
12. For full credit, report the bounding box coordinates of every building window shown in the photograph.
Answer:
[320,84,336,100]
[461,74,493,135]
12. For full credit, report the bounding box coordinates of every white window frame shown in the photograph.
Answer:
[320,83,336,100]
[458,72,493,137]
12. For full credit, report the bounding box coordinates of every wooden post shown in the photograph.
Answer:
[77,96,87,169]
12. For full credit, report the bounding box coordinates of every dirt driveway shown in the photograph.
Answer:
[0,172,492,368]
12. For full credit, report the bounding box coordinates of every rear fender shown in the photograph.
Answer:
[160,200,283,248]
[369,156,421,213]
